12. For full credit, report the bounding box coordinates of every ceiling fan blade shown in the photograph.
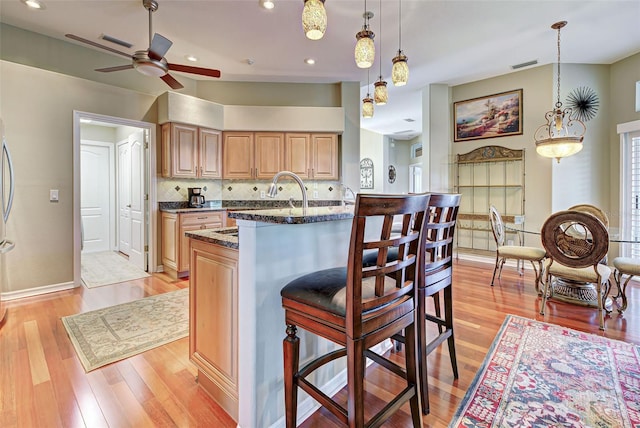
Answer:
[95,64,135,73]
[168,63,221,78]
[148,33,173,60]
[65,34,132,59]
[160,73,184,90]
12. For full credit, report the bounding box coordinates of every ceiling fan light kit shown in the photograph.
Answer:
[66,0,221,90]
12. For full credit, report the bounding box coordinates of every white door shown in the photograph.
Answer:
[81,143,112,253]
[128,130,146,270]
[117,140,131,256]
[409,164,422,193]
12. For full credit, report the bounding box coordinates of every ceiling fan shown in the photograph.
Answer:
[65,0,220,90]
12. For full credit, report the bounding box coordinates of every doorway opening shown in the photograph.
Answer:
[73,111,157,288]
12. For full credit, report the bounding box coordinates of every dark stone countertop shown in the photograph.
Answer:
[159,200,342,214]
[228,205,354,225]
[185,227,239,250]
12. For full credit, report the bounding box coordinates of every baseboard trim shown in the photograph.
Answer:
[1,281,77,301]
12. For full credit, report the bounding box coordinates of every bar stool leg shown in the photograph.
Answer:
[283,325,300,428]
[347,338,365,428]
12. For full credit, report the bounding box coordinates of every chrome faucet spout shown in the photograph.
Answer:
[268,171,309,210]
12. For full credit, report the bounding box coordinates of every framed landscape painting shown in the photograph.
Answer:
[454,89,523,142]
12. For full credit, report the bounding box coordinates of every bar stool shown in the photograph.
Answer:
[612,257,640,313]
[361,193,461,414]
[281,193,429,427]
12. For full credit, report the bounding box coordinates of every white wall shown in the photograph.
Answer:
[0,60,157,294]
[359,128,384,192]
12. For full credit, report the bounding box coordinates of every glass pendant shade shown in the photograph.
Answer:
[391,51,409,86]
[355,29,375,68]
[362,96,374,118]
[302,0,327,40]
[374,80,388,105]
[534,21,586,163]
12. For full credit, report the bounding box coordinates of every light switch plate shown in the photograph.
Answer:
[50,189,59,202]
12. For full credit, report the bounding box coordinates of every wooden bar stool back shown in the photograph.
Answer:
[280,193,430,428]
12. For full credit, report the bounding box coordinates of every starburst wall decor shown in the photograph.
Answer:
[566,86,599,122]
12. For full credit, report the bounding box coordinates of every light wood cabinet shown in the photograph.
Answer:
[189,240,239,421]
[161,211,226,276]
[222,131,285,179]
[161,123,221,179]
[285,133,338,180]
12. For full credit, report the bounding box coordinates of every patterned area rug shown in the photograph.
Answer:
[450,315,640,427]
[81,251,150,288]
[61,289,189,372]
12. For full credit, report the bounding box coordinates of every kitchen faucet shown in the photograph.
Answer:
[267,171,308,211]
[341,184,356,206]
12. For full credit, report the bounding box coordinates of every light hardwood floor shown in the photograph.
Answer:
[1,259,638,427]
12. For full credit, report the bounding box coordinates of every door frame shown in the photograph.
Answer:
[73,111,157,286]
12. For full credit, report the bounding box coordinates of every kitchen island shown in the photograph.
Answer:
[187,206,355,428]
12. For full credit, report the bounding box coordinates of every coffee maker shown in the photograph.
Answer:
[188,187,205,208]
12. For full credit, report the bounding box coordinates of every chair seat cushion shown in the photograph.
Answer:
[544,259,612,284]
[498,245,546,261]
[613,257,640,276]
[281,267,399,316]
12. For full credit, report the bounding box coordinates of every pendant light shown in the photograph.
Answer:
[363,69,374,118]
[534,21,586,163]
[374,0,388,105]
[355,0,375,69]
[302,0,327,40]
[391,0,408,86]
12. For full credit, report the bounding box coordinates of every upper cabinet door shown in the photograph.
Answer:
[254,132,285,180]
[311,133,338,180]
[285,133,311,179]
[199,128,222,179]
[161,123,172,178]
[223,132,254,179]
[171,123,199,178]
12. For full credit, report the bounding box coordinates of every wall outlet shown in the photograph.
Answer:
[260,191,266,199]
[313,190,319,199]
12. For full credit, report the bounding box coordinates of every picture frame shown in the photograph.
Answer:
[454,89,523,142]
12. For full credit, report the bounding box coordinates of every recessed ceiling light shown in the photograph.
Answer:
[246,58,255,65]
[304,58,316,65]
[185,55,198,62]
[260,0,275,9]
[21,0,45,9]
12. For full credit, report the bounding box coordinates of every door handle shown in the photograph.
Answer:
[126,204,131,208]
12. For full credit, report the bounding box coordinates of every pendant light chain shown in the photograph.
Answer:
[398,0,401,52]
[556,24,562,107]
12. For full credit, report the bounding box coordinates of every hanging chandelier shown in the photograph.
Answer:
[302,0,327,40]
[374,0,388,105]
[355,0,375,69]
[534,21,586,163]
[391,0,408,86]
[363,69,374,118]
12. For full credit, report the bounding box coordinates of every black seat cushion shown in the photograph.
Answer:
[362,248,399,268]
[281,267,349,316]
[281,266,399,317]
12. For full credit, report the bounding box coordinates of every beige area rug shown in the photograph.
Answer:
[61,289,189,372]
[81,251,150,288]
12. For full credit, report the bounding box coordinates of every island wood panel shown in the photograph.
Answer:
[189,240,239,422]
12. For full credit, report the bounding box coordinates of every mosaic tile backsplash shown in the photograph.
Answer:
[157,178,344,203]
